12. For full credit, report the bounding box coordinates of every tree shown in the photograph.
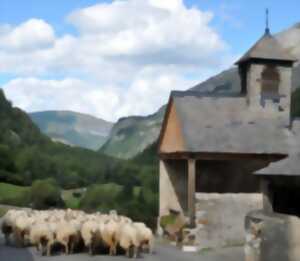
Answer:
[30,179,64,209]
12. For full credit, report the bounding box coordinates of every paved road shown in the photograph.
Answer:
[0,239,244,261]
[0,218,244,261]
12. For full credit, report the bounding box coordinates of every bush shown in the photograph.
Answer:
[79,183,122,212]
[30,178,64,209]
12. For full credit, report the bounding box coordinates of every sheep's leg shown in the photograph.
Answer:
[70,241,75,254]
[37,242,43,252]
[133,246,139,259]
[113,243,117,255]
[64,242,69,255]
[109,245,115,256]
[41,245,46,256]
[88,244,93,256]
[149,241,153,254]
[14,230,22,247]
[46,242,52,256]
[126,248,130,258]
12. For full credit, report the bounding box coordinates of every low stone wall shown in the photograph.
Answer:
[192,193,263,249]
[245,210,300,261]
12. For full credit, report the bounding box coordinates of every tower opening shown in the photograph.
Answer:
[261,65,280,101]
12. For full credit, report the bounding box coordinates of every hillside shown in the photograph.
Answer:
[0,89,119,188]
[100,106,165,159]
[100,23,300,159]
[30,111,113,150]
[0,90,159,226]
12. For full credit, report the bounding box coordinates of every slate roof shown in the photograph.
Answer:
[255,154,300,176]
[235,32,297,64]
[170,91,295,155]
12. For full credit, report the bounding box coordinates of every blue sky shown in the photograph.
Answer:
[1,0,299,55]
[0,0,299,121]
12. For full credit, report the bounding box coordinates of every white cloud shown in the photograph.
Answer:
[0,19,55,52]
[1,0,236,121]
[3,70,197,122]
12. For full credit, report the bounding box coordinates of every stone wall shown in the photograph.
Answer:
[193,193,263,249]
[245,210,300,261]
[246,63,291,125]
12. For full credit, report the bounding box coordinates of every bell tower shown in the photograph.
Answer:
[236,10,297,123]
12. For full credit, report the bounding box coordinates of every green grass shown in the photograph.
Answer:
[160,213,177,228]
[0,182,31,206]
[0,182,143,212]
[133,186,141,197]
[62,188,85,209]
[98,183,123,197]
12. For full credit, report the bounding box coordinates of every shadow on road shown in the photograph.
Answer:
[0,244,35,261]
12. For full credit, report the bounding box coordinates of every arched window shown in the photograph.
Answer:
[261,65,280,96]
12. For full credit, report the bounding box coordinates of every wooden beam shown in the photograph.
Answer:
[159,152,286,161]
[261,179,273,214]
[188,158,196,227]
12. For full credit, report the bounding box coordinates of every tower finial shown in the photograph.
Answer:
[265,8,270,35]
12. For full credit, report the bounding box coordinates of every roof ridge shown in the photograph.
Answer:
[171,90,243,98]
[236,32,297,64]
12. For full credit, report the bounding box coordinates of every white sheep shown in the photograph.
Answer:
[1,208,154,258]
[1,209,26,245]
[29,222,55,256]
[80,220,100,255]
[54,221,79,255]
[99,219,119,256]
[133,222,154,254]
[13,214,35,247]
[116,223,140,258]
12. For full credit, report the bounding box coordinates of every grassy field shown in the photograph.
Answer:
[62,188,86,209]
[0,182,142,211]
[0,182,31,206]
[0,182,30,198]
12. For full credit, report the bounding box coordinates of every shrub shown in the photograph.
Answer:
[30,178,64,209]
[79,183,122,212]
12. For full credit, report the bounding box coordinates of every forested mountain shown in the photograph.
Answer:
[100,107,165,159]
[30,111,113,151]
[0,89,159,225]
[0,89,120,188]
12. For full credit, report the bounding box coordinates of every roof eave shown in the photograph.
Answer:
[235,56,297,66]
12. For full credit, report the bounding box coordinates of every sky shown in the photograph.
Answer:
[0,0,299,122]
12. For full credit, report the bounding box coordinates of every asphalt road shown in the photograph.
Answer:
[0,218,244,261]
[0,239,244,261]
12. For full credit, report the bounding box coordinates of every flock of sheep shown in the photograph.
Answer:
[1,208,154,258]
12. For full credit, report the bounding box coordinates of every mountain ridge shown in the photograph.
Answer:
[30,110,113,151]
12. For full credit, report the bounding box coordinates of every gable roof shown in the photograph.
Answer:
[235,32,297,64]
[162,90,295,155]
[255,154,300,176]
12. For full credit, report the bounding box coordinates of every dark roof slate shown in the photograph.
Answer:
[255,154,300,176]
[236,33,297,64]
[170,91,295,155]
